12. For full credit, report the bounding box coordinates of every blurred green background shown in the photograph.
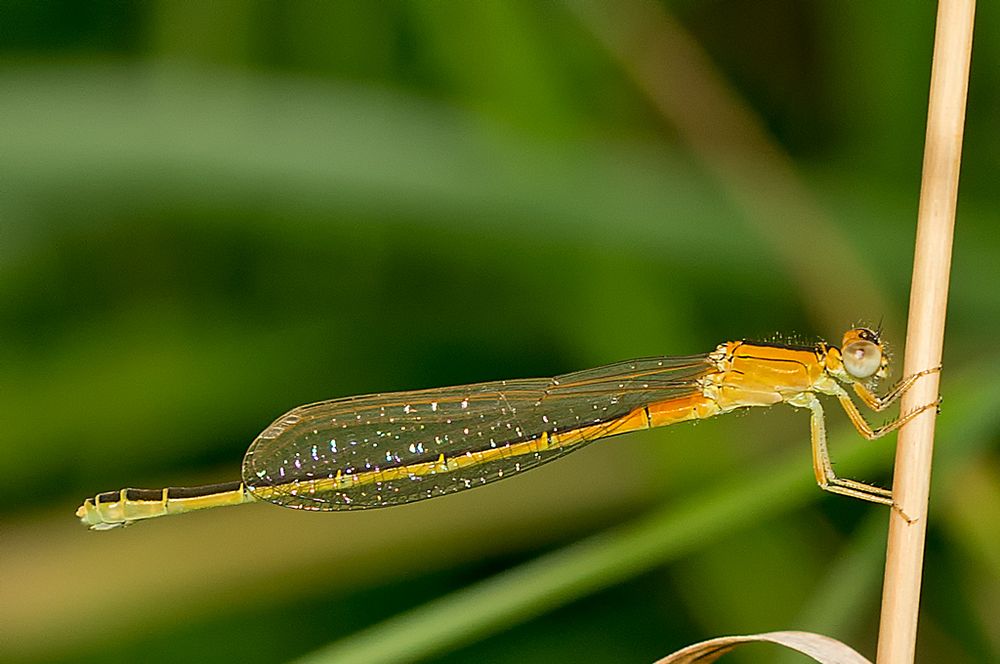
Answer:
[1,1,998,663]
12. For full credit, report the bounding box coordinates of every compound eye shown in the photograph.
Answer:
[843,340,882,379]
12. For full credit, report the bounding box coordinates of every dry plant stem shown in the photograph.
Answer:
[876,1,975,663]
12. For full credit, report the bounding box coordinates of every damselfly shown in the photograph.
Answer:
[77,328,938,530]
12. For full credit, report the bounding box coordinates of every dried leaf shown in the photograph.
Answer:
[653,630,872,664]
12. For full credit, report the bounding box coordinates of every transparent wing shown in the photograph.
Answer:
[242,354,713,510]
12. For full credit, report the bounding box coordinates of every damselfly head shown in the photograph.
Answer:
[841,327,888,381]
